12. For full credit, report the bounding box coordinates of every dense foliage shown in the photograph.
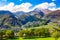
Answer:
[0,22,60,40]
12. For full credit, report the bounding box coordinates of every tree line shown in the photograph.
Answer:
[0,22,60,40]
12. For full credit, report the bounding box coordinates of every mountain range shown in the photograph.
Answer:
[0,8,60,29]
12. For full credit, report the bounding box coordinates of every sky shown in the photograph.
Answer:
[0,0,60,12]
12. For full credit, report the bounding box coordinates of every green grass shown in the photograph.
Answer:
[7,38,60,40]
[18,38,60,40]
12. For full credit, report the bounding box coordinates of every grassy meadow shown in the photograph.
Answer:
[7,38,60,40]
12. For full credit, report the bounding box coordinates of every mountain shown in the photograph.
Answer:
[0,10,22,29]
[14,8,45,25]
[0,9,60,29]
[44,10,60,24]
[46,10,60,18]
[41,9,51,15]
[14,8,52,26]
[14,11,27,17]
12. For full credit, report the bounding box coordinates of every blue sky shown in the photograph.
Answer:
[0,0,60,12]
[8,0,60,7]
[0,0,59,7]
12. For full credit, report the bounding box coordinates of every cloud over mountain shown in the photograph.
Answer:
[0,2,60,12]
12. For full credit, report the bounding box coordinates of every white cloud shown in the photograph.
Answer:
[32,2,56,11]
[0,2,14,11]
[49,2,56,7]
[0,2,60,12]
[20,0,22,1]
[48,8,57,11]
[13,2,32,12]
[0,2,32,12]
[52,0,55,2]
[34,2,49,9]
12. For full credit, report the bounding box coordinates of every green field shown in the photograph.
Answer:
[7,38,60,40]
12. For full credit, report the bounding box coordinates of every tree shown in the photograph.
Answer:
[25,29,34,38]
[51,31,60,40]
[34,28,45,37]
[18,29,34,38]
[0,30,6,40]
[34,28,50,38]
[44,28,51,37]
[18,29,26,37]
[5,30,14,38]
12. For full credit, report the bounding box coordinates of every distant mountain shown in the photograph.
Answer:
[14,8,45,25]
[0,10,22,29]
[14,11,27,17]
[13,8,52,26]
[0,9,60,29]
[29,8,44,17]
[41,9,51,15]
[44,10,60,24]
